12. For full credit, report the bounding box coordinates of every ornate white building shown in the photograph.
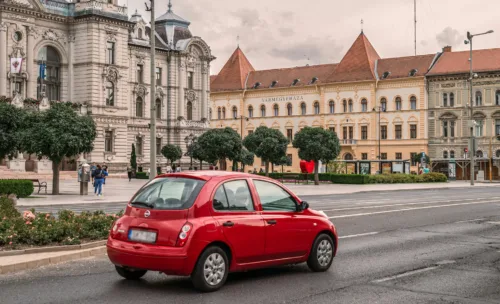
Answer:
[0,0,214,172]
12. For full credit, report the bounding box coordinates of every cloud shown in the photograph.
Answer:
[268,36,343,65]
[233,9,264,28]
[436,27,464,47]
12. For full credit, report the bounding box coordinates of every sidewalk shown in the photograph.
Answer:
[17,177,499,207]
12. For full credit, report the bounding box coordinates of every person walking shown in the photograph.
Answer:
[102,163,108,185]
[127,166,132,182]
[92,165,108,197]
[90,162,97,185]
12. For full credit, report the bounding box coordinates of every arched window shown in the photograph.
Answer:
[155,99,161,119]
[222,107,226,119]
[287,103,292,116]
[105,81,114,106]
[342,100,347,112]
[450,150,455,159]
[348,99,353,112]
[261,105,266,117]
[232,106,238,119]
[187,101,193,120]
[410,96,417,110]
[443,93,448,107]
[476,150,483,158]
[217,107,221,120]
[273,104,279,116]
[314,102,320,114]
[248,105,254,118]
[449,93,454,107]
[329,100,335,114]
[395,97,402,110]
[476,91,482,106]
[136,97,143,117]
[380,98,387,111]
[361,99,367,112]
[496,90,500,106]
[443,151,448,159]
[138,28,143,39]
[300,102,306,115]
[344,153,353,160]
[37,46,61,101]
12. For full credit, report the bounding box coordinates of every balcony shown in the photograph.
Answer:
[341,139,357,145]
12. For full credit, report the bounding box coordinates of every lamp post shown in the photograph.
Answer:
[184,134,197,170]
[146,0,156,181]
[234,115,249,139]
[464,29,494,186]
[373,105,385,173]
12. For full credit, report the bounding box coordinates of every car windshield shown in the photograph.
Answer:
[131,177,206,210]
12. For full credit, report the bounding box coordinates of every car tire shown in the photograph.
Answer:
[115,266,147,280]
[307,233,335,272]
[191,246,229,292]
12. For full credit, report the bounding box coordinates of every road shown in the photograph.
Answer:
[3,187,500,303]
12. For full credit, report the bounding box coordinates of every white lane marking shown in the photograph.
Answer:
[372,266,439,283]
[321,200,470,212]
[339,232,379,239]
[486,221,500,225]
[329,200,499,219]
[455,218,486,223]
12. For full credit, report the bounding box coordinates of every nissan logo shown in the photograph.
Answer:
[144,210,151,218]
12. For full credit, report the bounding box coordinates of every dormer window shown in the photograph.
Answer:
[310,77,318,84]
[381,71,391,79]
[409,69,418,77]
[291,79,300,86]
[138,28,143,39]
[253,82,261,89]
[270,80,278,88]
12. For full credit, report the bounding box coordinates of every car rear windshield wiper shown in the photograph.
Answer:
[130,201,154,209]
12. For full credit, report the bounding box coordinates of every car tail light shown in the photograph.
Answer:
[176,222,193,247]
[110,221,126,240]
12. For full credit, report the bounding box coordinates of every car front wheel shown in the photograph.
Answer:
[115,266,147,280]
[191,246,229,292]
[307,234,335,272]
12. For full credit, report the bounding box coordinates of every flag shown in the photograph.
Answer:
[39,63,46,80]
[10,58,23,74]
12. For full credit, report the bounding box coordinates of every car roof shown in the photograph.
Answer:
[156,171,264,181]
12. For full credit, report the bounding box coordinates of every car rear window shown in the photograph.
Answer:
[131,177,206,210]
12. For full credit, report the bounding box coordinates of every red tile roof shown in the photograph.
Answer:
[377,54,437,80]
[211,47,255,92]
[427,48,500,76]
[326,32,380,83]
[210,75,218,86]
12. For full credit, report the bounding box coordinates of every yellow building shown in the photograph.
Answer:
[210,32,437,174]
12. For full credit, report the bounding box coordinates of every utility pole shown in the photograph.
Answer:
[146,0,156,180]
[414,0,417,56]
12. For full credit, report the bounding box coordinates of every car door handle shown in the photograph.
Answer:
[267,219,277,225]
[223,221,235,227]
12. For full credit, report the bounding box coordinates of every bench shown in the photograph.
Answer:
[29,179,47,194]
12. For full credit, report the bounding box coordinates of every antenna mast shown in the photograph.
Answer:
[414,0,417,56]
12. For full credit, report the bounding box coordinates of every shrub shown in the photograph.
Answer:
[0,196,20,218]
[0,180,34,198]
[135,172,148,179]
[331,174,370,184]
[369,173,447,184]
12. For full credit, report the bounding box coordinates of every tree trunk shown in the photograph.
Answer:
[265,160,270,177]
[200,160,203,170]
[314,161,319,185]
[52,160,60,195]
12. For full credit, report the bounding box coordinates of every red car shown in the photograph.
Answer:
[107,171,338,292]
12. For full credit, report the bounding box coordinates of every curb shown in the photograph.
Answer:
[0,240,106,257]
[0,246,106,275]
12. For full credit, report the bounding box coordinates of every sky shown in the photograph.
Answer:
[120,0,500,75]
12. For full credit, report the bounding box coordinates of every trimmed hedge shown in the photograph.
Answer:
[135,172,149,179]
[369,173,447,184]
[0,180,34,198]
[331,174,371,184]
[257,172,447,184]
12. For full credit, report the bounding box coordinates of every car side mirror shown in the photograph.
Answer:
[300,201,309,211]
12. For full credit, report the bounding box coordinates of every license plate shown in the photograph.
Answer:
[128,229,157,244]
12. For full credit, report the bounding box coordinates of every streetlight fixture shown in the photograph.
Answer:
[464,29,494,186]
[184,134,197,170]
[373,105,386,173]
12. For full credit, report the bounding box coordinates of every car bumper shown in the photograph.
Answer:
[107,237,190,276]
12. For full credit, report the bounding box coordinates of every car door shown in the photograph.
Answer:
[252,179,312,260]
[211,179,266,264]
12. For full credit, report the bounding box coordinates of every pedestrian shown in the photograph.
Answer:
[102,162,108,185]
[92,165,108,197]
[253,168,257,174]
[209,165,214,170]
[90,162,97,185]
[127,166,132,182]
[259,168,264,174]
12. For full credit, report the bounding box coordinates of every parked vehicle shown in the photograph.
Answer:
[107,171,338,292]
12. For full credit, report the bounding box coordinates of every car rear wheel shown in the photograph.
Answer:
[191,246,229,292]
[307,234,335,272]
[115,266,147,280]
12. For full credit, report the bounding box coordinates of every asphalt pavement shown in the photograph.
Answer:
[3,187,500,303]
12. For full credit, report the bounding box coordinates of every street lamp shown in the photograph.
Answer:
[145,0,156,181]
[373,105,386,173]
[184,134,197,170]
[464,29,494,186]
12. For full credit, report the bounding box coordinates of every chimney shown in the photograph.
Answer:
[442,46,452,53]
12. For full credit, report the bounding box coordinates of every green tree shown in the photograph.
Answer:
[293,127,340,185]
[196,127,242,168]
[243,126,288,176]
[130,144,137,171]
[236,148,255,172]
[274,155,292,173]
[161,144,183,166]
[0,102,24,159]
[21,103,97,194]
[191,141,217,170]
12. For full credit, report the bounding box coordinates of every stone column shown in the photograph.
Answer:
[0,22,7,96]
[68,35,75,101]
[201,61,208,120]
[177,57,185,119]
[26,27,36,98]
